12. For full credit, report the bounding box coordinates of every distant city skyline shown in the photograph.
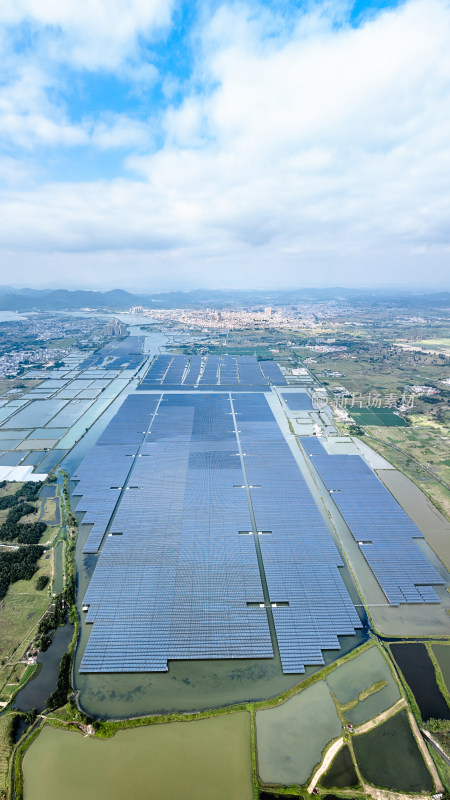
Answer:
[0,0,449,290]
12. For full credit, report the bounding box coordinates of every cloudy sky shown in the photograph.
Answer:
[0,0,449,290]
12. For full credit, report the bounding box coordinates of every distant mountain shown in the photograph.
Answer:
[0,287,138,310]
[0,285,448,311]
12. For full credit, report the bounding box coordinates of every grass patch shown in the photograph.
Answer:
[358,680,387,702]
[0,714,13,796]
[348,406,408,427]
[0,547,53,697]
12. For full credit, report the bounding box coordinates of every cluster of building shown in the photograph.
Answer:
[0,347,72,378]
[128,303,353,330]
[22,315,98,341]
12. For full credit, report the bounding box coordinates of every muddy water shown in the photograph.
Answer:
[23,712,253,800]
[377,469,450,571]
[255,680,341,785]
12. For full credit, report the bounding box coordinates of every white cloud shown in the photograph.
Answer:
[0,0,174,71]
[1,0,450,288]
[0,0,170,152]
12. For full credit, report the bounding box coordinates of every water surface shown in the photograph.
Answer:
[23,712,253,800]
[13,623,74,713]
[353,709,433,792]
[255,680,341,785]
[391,642,450,721]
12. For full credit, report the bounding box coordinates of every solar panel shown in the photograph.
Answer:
[301,438,444,605]
[77,391,363,675]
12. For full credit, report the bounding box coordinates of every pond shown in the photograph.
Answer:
[23,712,253,800]
[12,623,74,713]
[320,745,358,789]
[255,680,341,786]
[390,642,450,721]
[353,709,433,793]
[325,645,401,726]
[432,644,450,695]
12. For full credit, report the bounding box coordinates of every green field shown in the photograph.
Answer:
[402,338,450,355]
[0,714,13,795]
[0,550,53,702]
[347,406,408,427]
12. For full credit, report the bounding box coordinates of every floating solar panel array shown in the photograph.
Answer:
[197,355,220,384]
[77,390,363,674]
[138,354,285,389]
[302,438,444,604]
[139,355,173,385]
[73,395,159,553]
[232,394,361,673]
[237,355,267,386]
[259,361,287,384]
[183,356,202,385]
[282,392,314,411]
[78,336,145,371]
[79,393,273,672]
[218,355,238,384]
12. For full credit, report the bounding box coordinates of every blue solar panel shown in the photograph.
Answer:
[78,393,273,672]
[282,391,313,410]
[232,394,361,673]
[138,355,277,389]
[77,391,363,675]
[301,438,444,605]
[259,361,287,384]
[78,336,145,371]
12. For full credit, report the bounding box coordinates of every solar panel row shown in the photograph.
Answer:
[302,438,444,605]
[282,391,314,410]
[78,394,273,672]
[138,355,286,389]
[232,394,361,673]
[74,395,159,553]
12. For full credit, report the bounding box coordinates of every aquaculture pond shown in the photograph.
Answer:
[432,644,450,695]
[255,680,341,786]
[23,712,253,800]
[320,746,358,789]
[391,642,450,721]
[12,623,73,713]
[326,644,400,722]
[353,709,433,793]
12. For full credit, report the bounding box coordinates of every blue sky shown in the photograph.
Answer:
[0,0,449,290]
